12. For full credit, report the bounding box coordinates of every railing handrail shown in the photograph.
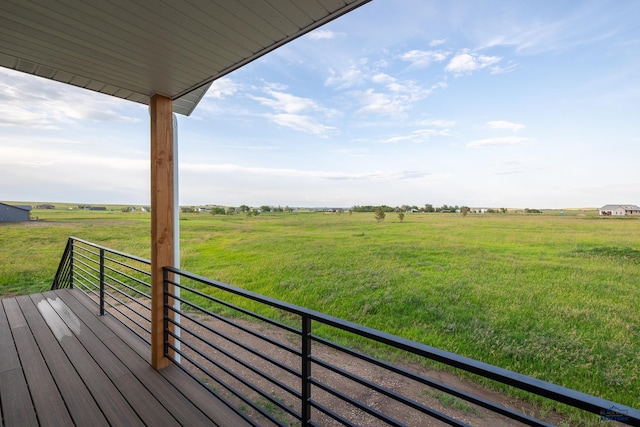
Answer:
[68,236,152,265]
[163,265,640,424]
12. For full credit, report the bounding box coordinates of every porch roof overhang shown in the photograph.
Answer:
[0,0,370,116]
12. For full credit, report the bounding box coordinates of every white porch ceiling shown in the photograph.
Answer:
[0,0,370,115]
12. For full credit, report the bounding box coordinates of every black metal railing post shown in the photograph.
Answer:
[301,315,312,426]
[99,248,105,315]
[69,238,74,288]
[163,267,169,358]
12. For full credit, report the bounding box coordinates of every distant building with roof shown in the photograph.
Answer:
[470,207,490,214]
[599,204,640,216]
[0,203,32,222]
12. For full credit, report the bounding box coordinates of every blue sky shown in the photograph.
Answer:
[2,0,639,208]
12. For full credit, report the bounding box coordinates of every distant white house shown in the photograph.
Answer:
[599,204,640,216]
[470,207,489,214]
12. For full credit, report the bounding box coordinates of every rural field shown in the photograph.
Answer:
[1,205,639,418]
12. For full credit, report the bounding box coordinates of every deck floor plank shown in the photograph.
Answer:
[16,295,110,427]
[3,297,74,427]
[54,289,216,426]
[41,289,181,427]
[0,301,39,427]
[0,300,21,373]
[0,289,251,427]
[30,293,145,427]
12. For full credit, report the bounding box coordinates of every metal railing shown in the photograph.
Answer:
[52,237,640,426]
[52,237,152,344]
[163,266,640,427]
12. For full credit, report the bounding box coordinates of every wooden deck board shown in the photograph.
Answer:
[30,293,145,427]
[40,290,176,427]
[16,295,110,427]
[0,300,39,427]
[3,298,74,427]
[0,289,250,427]
[55,289,220,426]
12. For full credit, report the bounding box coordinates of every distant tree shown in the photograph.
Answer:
[260,205,271,212]
[461,206,469,217]
[353,205,394,213]
[210,207,226,215]
[398,211,405,222]
[225,207,236,215]
[239,204,250,213]
[424,203,435,212]
[375,207,386,222]
[500,207,508,213]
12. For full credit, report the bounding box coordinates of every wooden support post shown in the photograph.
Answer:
[150,94,174,370]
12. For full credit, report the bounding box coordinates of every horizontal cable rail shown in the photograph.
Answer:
[163,265,640,427]
[52,237,152,344]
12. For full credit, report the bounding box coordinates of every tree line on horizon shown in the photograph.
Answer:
[352,204,509,214]
[179,203,515,216]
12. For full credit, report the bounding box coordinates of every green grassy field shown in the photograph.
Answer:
[1,205,638,415]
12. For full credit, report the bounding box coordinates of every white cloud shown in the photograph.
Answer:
[371,73,396,84]
[253,90,320,114]
[478,3,626,56]
[418,119,455,128]
[325,66,366,89]
[466,136,532,147]
[429,38,447,47]
[250,88,338,136]
[400,49,449,67]
[182,162,427,182]
[489,61,519,74]
[352,78,439,118]
[309,30,336,40]
[353,88,407,117]
[382,128,452,144]
[205,77,239,99]
[445,52,501,75]
[0,68,140,128]
[0,144,147,170]
[486,120,525,132]
[265,113,337,136]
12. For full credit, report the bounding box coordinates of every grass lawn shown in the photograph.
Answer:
[1,206,638,415]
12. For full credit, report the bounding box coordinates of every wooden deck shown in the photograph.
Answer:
[0,288,249,426]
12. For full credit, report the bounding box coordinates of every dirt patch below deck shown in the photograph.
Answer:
[175,314,570,427]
